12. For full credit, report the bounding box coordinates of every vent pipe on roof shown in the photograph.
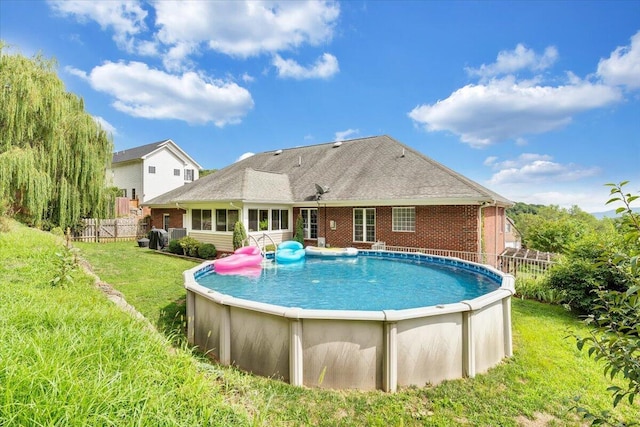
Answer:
[333,141,342,148]
[401,148,405,157]
[274,149,283,155]
[298,156,302,167]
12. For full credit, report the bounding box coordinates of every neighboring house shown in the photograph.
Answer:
[504,217,522,249]
[110,139,202,211]
[144,135,513,261]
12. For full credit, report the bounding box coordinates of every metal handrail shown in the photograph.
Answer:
[248,232,278,257]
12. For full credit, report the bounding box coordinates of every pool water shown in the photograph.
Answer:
[197,256,500,311]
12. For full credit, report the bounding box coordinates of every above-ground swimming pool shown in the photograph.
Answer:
[184,250,515,392]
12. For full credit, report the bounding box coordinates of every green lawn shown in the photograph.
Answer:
[2,222,637,426]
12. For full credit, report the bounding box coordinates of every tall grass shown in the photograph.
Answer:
[0,221,247,426]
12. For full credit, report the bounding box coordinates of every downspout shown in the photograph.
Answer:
[478,202,486,263]
[478,200,498,265]
[494,200,499,267]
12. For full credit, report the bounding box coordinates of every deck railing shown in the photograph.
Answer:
[370,242,555,279]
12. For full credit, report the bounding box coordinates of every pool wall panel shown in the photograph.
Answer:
[396,312,464,387]
[229,307,290,382]
[301,319,383,390]
[193,294,222,359]
[470,299,506,375]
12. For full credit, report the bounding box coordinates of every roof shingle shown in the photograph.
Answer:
[145,135,511,206]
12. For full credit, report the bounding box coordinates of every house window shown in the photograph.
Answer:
[131,188,136,200]
[271,209,289,230]
[174,169,181,176]
[392,207,415,232]
[191,209,212,231]
[163,214,170,231]
[184,169,194,181]
[216,209,238,232]
[354,208,375,242]
[300,208,318,239]
[148,166,156,174]
[248,209,269,231]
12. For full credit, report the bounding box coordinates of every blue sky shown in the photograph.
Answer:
[2,1,639,213]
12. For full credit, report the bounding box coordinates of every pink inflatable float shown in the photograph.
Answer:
[214,246,263,272]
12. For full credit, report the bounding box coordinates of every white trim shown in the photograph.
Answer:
[353,207,376,243]
[392,207,415,232]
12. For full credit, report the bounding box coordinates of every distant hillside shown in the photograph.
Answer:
[590,207,640,219]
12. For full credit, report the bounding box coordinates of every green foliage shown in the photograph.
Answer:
[199,169,217,177]
[507,201,546,217]
[546,233,628,313]
[178,236,200,257]
[0,43,113,229]
[49,244,78,288]
[197,243,217,259]
[294,215,304,244]
[510,204,599,254]
[515,273,566,304]
[167,239,183,255]
[572,181,640,426]
[1,226,244,425]
[50,226,64,237]
[232,221,247,250]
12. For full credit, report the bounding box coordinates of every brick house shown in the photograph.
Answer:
[144,135,512,261]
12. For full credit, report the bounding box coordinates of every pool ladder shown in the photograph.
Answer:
[248,233,278,258]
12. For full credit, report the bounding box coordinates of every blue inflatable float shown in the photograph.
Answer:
[275,240,305,263]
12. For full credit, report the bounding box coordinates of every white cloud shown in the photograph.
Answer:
[511,190,609,212]
[486,153,600,185]
[68,61,254,126]
[408,76,621,147]
[153,1,339,65]
[241,73,255,83]
[466,44,558,80]
[273,53,339,79]
[93,116,117,136]
[597,30,640,90]
[334,129,359,141]
[48,0,147,52]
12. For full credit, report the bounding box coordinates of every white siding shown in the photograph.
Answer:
[111,162,142,199]
[142,149,199,202]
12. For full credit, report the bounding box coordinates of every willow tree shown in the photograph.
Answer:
[0,42,113,229]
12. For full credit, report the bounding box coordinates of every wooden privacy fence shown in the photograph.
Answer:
[72,218,148,242]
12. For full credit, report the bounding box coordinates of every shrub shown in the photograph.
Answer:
[515,274,565,304]
[294,215,304,244]
[571,181,640,425]
[178,236,200,258]
[198,243,217,259]
[232,221,247,251]
[50,226,64,237]
[50,244,78,288]
[546,233,628,313]
[168,239,183,255]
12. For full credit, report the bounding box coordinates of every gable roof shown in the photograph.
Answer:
[145,135,511,207]
[112,139,203,169]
